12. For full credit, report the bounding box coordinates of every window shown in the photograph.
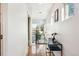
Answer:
[68,3,74,16]
[64,3,74,19]
[61,7,65,21]
[61,3,74,21]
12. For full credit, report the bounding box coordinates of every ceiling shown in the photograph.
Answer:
[27,3,53,26]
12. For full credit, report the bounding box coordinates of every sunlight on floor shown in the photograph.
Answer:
[32,43,46,56]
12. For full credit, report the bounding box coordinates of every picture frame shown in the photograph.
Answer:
[54,9,59,22]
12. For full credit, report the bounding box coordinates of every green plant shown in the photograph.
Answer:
[35,24,44,42]
[36,30,41,41]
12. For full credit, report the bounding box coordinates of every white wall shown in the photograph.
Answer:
[46,3,79,56]
[1,3,28,56]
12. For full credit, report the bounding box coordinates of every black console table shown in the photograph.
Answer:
[46,41,63,56]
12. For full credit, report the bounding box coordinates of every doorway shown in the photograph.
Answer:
[32,22,47,56]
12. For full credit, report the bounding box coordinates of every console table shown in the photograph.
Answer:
[46,42,63,56]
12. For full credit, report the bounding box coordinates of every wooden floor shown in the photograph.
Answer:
[31,43,54,56]
[32,51,54,56]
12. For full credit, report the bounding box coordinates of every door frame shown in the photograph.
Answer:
[0,3,3,56]
[0,3,1,56]
[28,15,32,56]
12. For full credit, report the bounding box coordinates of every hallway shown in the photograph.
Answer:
[0,3,79,56]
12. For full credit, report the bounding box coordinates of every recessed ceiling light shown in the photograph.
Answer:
[39,12,42,14]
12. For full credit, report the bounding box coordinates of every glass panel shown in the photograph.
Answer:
[68,3,74,16]
[61,7,65,21]
[64,3,74,21]
[65,3,69,19]
[32,23,47,56]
